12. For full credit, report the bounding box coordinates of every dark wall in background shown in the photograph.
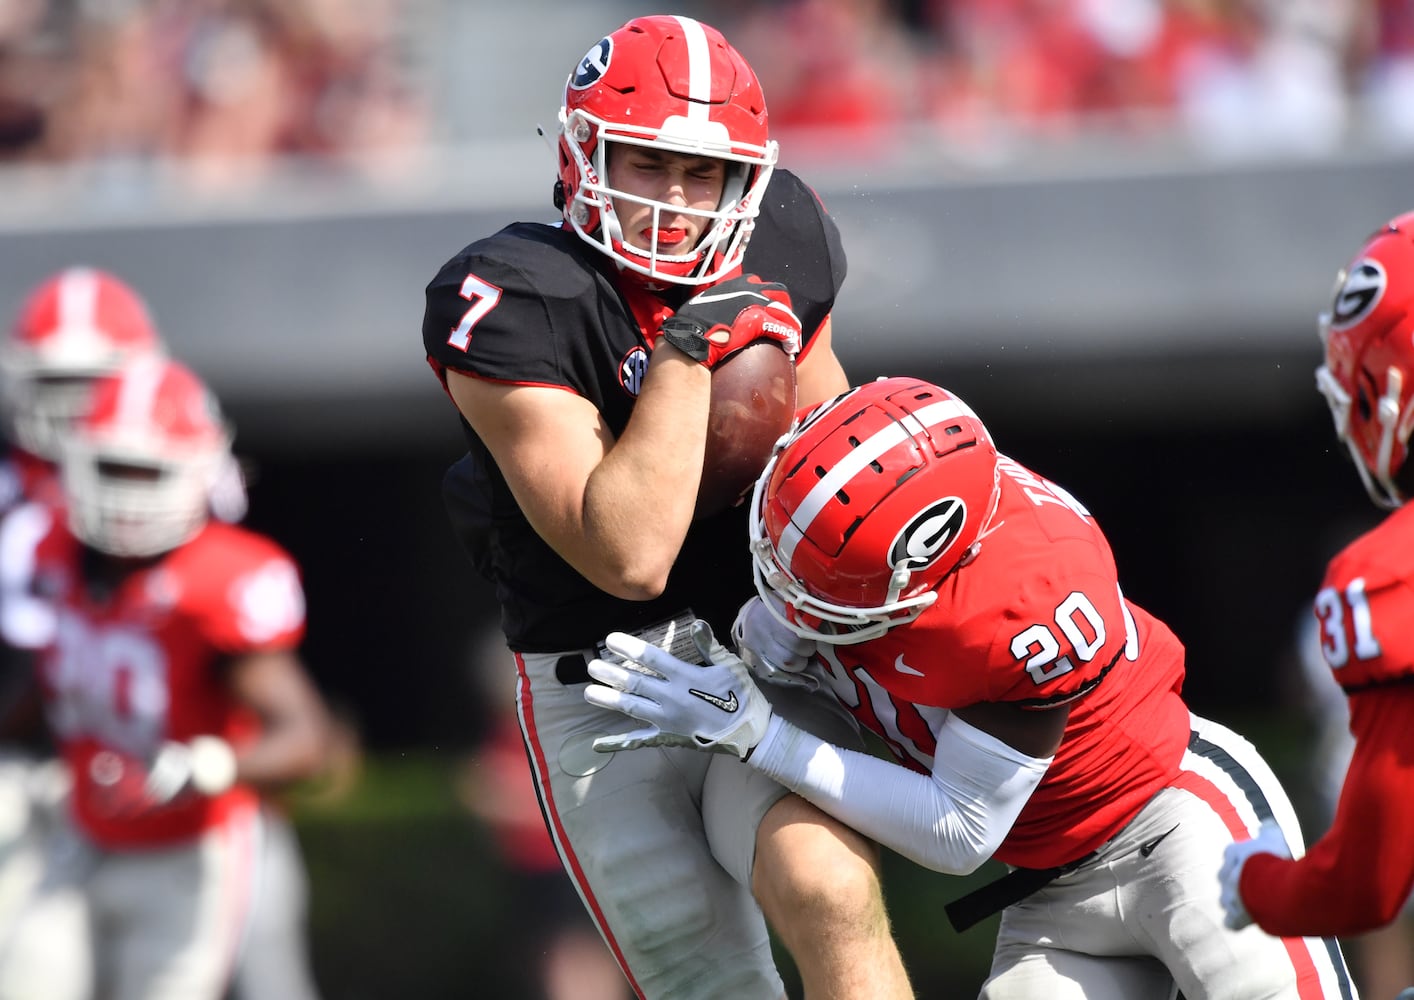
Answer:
[236,444,497,750]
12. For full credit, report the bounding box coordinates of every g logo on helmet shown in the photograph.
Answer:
[571,37,612,90]
[888,498,967,573]
[1330,259,1386,330]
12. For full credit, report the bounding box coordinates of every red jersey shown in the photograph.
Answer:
[816,455,1190,869]
[1243,501,1414,936]
[1,447,63,511]
[33,519,306,849]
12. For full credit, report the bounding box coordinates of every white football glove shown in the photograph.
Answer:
[146,736,239,802]
[88,736,237,819]
[731,595,819,690]
[585,619,772,760]
[1218,820,1290,930]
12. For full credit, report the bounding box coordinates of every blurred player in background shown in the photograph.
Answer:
[587,376,1357,999]
[0,267,168,651]
[423,14,912,999]
[0,267,167,995]
[1220,212,1414,954]
[0,355,331,1000]
[0,269,325,1000]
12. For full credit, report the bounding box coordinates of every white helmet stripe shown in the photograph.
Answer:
[113,356,164,428]
[672,15,710,126]
[56,268,100,336]
[776,399,978,567]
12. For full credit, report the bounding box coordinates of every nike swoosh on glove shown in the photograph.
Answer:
[584,619,772,759]
[1218,820,1290,930]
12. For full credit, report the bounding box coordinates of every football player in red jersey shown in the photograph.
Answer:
[422,14,912,1000]
[1219,211,1414,943]
[587,376,1359,999]
[0,268,168,997]
[0,267,169,650]
[2,356,331,1000]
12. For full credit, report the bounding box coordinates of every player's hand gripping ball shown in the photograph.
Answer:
[659,274,802,368]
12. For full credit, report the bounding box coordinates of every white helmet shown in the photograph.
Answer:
[2,268,166,461]
[62,357,232,558]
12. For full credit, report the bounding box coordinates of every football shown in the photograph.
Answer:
[697,341,798,518]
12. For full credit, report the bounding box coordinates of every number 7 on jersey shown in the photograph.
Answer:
[446,273,503,352]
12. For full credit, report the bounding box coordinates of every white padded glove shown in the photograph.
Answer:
[89,736,237,819]
[732,595,819,690]
[585,619,773,760]
[1218,820,1290,930]
[146,736,239,802]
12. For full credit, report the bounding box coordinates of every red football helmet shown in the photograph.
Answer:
[749,377,1003,644]
[2,268,166,461]
[61,356,232,557]
[556,14,778,286]
[1316,211,1414,508]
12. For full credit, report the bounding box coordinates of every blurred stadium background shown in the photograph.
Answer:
[2,0,1410,996]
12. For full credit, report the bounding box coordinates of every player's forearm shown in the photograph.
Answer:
[579,347,710,597]
[233,717,330,792]
[1242,714,1414,936]
[748,712,1050,875]
[1242,847,1411,937]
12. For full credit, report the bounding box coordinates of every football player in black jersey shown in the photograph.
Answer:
[423,14,912,1000]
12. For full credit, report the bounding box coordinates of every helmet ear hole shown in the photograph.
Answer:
[1357,383,1374,422]
[552,180,566,211]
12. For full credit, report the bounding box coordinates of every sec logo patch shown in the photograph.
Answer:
[618,346,649,397]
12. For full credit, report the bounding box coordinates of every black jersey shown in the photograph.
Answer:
[423,169,847,652]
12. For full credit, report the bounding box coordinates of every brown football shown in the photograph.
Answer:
[696,341,798,518]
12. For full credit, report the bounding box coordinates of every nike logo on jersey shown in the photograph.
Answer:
[894,655,925,677]
[1139,824,1180,858]
[690,688,739,713]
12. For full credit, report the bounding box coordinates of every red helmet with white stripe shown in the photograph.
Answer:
[62,356,231,557]
[749,378,1003,644]
[2,268,166,461]
[1316,211,1414,508]
[556,14,777,286]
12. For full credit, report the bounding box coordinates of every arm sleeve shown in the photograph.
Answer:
[0,502,56,650]
[748,709,1051,874]
[1242,685,1414,937]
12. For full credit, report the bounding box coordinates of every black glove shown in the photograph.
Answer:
[658,274,802,368]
